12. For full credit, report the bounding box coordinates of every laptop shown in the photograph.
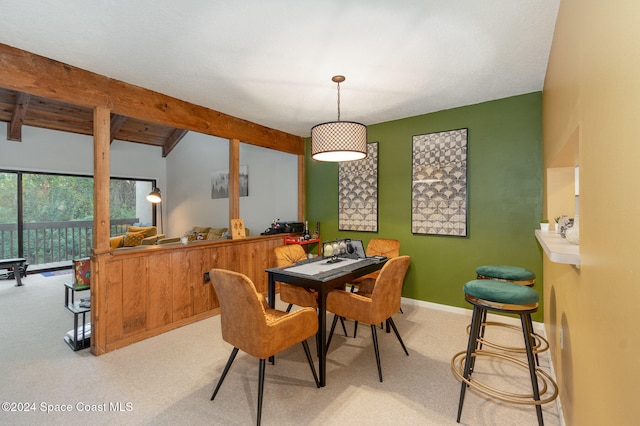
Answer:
[347,239,367,259]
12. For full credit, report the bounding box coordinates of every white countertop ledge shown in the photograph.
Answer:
[535,229,580,266]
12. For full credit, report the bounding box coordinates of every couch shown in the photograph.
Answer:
[110,225,165,249]
[184,226,230,241]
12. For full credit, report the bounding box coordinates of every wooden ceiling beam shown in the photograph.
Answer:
[109,113,128,143]
[0,43,304,155]
[162,128,188,158]
[7,92,31,141]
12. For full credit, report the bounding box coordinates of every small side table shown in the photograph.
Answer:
[64,283,91,351]
[284,235,321,256]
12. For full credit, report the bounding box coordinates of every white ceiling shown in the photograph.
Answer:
[1,0,559,137]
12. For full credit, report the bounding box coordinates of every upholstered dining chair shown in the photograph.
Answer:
[274,244,316,312]
[209,268,320,426]
[350,238,401,337]
[325,255,411,382]
[274,244,348,337]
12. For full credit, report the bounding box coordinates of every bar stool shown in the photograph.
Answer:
[474,265,548,359]
[452,279,558,426]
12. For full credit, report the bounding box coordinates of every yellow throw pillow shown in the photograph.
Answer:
[128,226,157,238]
[124,231,146,247]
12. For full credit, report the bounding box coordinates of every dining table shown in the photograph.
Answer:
[266,255,388,387]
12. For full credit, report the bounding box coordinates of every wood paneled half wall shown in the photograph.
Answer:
[91,235,285,355]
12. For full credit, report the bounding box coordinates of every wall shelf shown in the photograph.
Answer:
[535,229,580,266]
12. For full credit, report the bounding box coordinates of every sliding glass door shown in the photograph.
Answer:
[0,172,18,259]
[0,170,155,270]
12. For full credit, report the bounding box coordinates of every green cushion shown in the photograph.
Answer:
[475,265,535,281]
[464,279,539,305]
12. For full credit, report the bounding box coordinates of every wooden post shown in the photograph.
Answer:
[229,138,240,226]
[298,154,305,222]
[91,105,111,355]
[93,106,111,255]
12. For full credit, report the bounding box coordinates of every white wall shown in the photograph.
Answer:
[0,122,298,238]
[165,131,298,237]
[0,122,165,181]
[0,122,166,227]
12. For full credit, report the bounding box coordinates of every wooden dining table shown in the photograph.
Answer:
[266,255,388,387]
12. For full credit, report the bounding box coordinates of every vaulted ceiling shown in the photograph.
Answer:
[0,1,559,152]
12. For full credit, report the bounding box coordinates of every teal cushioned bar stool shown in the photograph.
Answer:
[474,265,548,358]
[475,265,536,285]
[451,279,558,426]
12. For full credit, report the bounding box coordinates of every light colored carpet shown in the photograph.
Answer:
[0,273,562,425]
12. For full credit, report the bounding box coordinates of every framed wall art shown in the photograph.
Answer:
[211,165,248,199]
[339,142,378,232]
[411,128,467,236]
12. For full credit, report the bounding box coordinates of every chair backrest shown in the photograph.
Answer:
[274,244,307,267]
[366,238,400,258]
[369,256,411,321]
[209,268,270,356]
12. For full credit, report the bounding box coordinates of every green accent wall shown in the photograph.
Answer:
[306,92,544,321]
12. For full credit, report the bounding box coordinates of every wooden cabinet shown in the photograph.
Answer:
[91,235,285,355]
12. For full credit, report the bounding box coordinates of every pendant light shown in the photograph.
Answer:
[311,75,367,162]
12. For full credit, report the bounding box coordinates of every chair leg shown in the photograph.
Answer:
[339,317,349,337]
[353,321,358,338]
[211,347,239,400]
[285,303,293,313]
[326,315,339,353]
[457,306,484,423]
[301,340,320,388]
[370,324,383,382]
[522,313,544,426]
[257,358,266,426]
[387,317,409,356]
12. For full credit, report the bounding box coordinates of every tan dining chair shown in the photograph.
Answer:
[274,244,316,312]
[209,268,319,426]
[351,238,401,337]
[274,244,348,337]
[326,255,411,382]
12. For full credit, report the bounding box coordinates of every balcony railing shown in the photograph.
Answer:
[0,218,138,268]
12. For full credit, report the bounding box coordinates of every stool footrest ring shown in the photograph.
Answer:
[466,321,550,355]
[451,350,558,406]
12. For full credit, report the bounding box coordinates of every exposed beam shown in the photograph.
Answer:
[7,92,30,141]
[162,128,188,157]
[109,114,128,143]
[0,43,304,155]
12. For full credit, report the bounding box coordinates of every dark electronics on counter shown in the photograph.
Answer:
[261,221,305,235]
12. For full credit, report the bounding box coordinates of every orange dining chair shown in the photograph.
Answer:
[326,255,411,382]
[209,268,319,426]
[274,244,316,312]
[350,238,401,337]
[274,245,348,337]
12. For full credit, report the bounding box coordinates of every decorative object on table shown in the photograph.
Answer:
[211,165,248,199]
[73,258,91,285]
[411,128,468,236]
[180,236,188,245]
[311,221,320,239]
[557,216,573,238]
[338,142,378,232]
[540,219,550,231]
[554,216,562,233]
[311,75,367,162]
[565,223,580,244]
[230,219,246,240]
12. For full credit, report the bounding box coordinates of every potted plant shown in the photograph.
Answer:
[540,219,550,231]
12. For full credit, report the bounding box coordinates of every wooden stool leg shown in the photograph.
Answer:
[521,313,544,426]
[457,305,484,423]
